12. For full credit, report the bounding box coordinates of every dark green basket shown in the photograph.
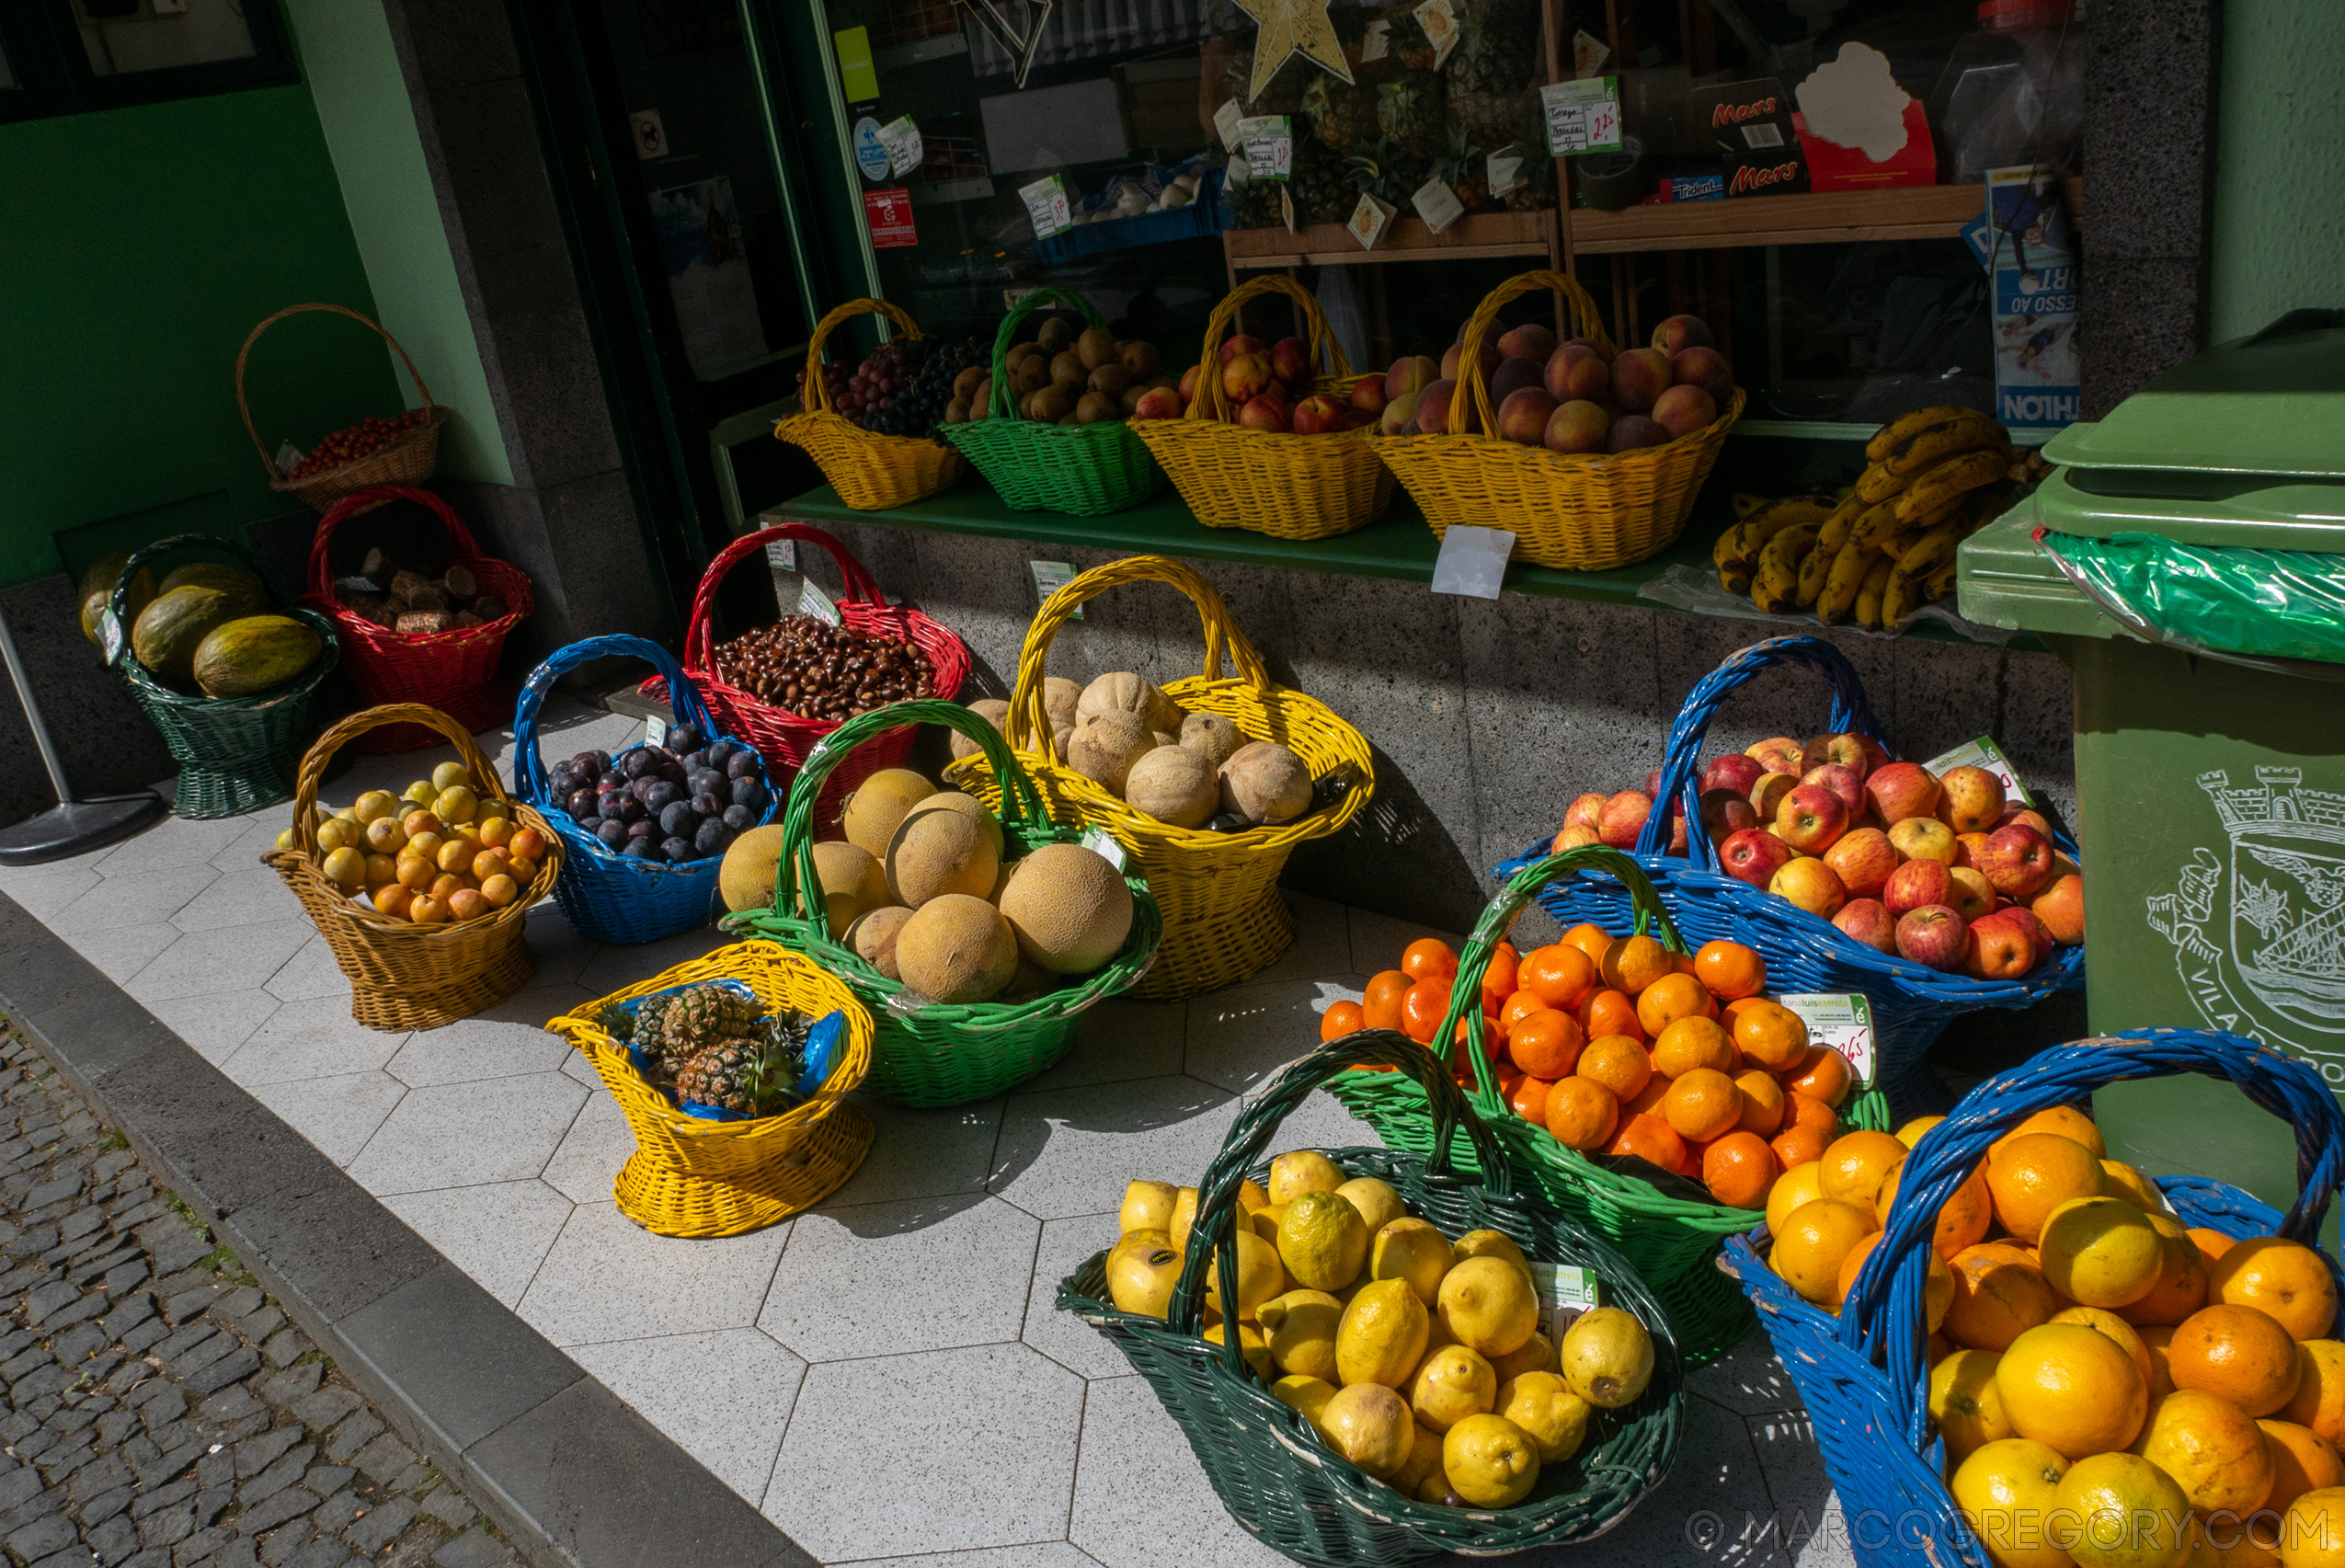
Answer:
[99,533,338,820]
[1059,1029,1684,1566]
[940,286,1163,515]
[723,698,1161,1106]
[1322,846,1891,1366]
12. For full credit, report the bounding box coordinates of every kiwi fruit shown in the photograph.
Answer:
[1088,362,1131,399]
[1050,350,1087,394]
[1075,392,1119,425]
[1077,326,1119,369]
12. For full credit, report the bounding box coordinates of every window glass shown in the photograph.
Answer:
[77,0,258,78]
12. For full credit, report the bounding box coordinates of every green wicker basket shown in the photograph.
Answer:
[1323,845,1891,1365]
[722,698,1162,1106]
[99,532,338,820]
[940,286,1163,515]
[1059,1028,1684,1566]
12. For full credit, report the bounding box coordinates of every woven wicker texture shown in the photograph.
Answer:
[722,699,1161,1106]
[1502,635,2085,1117]
[941,285,1163,515]
[100,533,339,820]
[1373,270,1742,571]
[946,555,1375,999]
[772,298,966,509]
[236,303,447,515]
[661,522,968,831]
[548,942,875,1236]
[1127,274,1394,541]
[1718,1028,2345,1568]
[1059,1029,1684,1565]
[298,484,533,752]
[514,635,779,945]
[1327,844,1891,1365]
[262,704,564,1030]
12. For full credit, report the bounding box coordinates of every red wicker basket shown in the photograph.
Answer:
[298,484,533,752]
[658,523,969,819]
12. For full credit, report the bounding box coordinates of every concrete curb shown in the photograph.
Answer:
[0,888,813,1568]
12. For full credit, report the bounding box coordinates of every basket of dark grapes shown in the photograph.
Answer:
[775,298,978,509]
[513,635,780,944]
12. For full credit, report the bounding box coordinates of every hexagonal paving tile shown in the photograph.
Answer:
[824,1096,1003,1207]
[1017,998,1187,1095]
[567,1328,807,1506]
[383,989,582,1087]
[49,865,217,935]
[761,1193,1037,1363]
[381,1178,573,1307]
[263,936,349,1003]
[989,1074,1234,1223]
[344,1070,589,1195]
[61,922,178,985]
[538,1090,633,1205]
[171,865,298,932]
[124,918,311,1003]
[246,1071,406,1168]
[219,995,409,1087]
[518,1200,789,1347]
[148,989,279,1065]
[1022,1211,1126,1380]
[1068,1374,1290,1568]
[1184,979,1350,1094]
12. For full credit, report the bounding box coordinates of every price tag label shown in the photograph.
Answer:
[1240,116,1292,181]
[1413,0,1459,69]
[1487,150,1526,199]
[1923,736,2035,807]
[1362,19,1390,61]
[1279,185,1297,233]
[97,610,123,664]
[1213,98,1245,151]
[645,715,669,749]
[275,441,304,476]
[1079,827,1128,870]
[1776,992,1876,1089]
[1347,191,1396,249]
[1543,76,1623,155]
[878,115,923,177]
[1430,525,1515,598]
[1018,175,1072,238]
[761,531,795,572]
[798,577,841,625]
[1411,176,1465,235]
[1528,1262,1600,1340]
[1030,559,1082,620]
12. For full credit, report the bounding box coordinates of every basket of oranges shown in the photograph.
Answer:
[1719,1028,2345,1568]
[1323,844,1889,1364]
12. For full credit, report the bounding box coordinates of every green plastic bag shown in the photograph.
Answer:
[2036,529,2345,668]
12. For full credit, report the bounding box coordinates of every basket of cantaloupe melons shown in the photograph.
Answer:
[719,698,1161,1108]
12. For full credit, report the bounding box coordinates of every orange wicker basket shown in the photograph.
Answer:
[1128,274,1394,542]
[772,298,965,509]
[236,304,448,516]
[1374,269,1744,571]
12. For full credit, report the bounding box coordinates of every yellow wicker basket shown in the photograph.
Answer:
[1128,275,1394,542]
[945,555,1375,998]
[772,298,966,510]
[1374,269,1744,571]
[550,942,875,1238]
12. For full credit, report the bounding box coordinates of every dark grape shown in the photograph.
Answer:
[596,818,629,850]
[692,791,725,818]
[622,750,659,780]
[658,801,696,838]
[626,817,658,839]
[722,804,756,831]
[725,750,760,782]
[623,838,658,859]
[599,795,628,822]
[694,819,733,857]
[644,781,682,813]
[566,787,598,819]
[668,724,702,755]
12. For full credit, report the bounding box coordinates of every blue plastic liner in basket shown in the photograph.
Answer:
[603,978,844,1120]
[1717,1027,2345,1568]
[1497,635,2085,1116]
[515,635,782,944]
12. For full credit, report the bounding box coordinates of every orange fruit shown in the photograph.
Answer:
[2193,1229,2240,1270]
[1820,1129,1908,1214]
[1947,1242,2059,1352]
[2213,1238,2341,1343]
[1401,978,1453,1045]
[1770,1124,1829,1172]
[2137,1325,2179,1403]
[1321,1001,1365,1041]
[1985,1133,2107,1244]
[1702,1132,1778,1210]
[2263,1420,2345,1516]
[1508,1076,1553,1125]
[1499,987,1552,1036]
[1992,1104,2106,1162]
[1784,1093,1839,1139]
[1506,1010,1584,1081]
[1781,1046,1852,1109]
[2280,1488,2345,1568]
[1635,972,1717,1036]
[2171,1305,2307,1416]
[1545,1078,1619,1152]
[1517,944,1598,1012]
[1480,943,1519,1011]
[1932,1348,2016,1464]
[1651,1015,1736,1078]
[1693,940,1767,1001]
[1877,1160,1994,1258]
[1607,1113,1686,1174]
[1733,1070,1786,1137]
[2133,1388,2275,1516]
[1771,1198,1877,1306]
[1578,989,1645,1046]
[1623,1075,1670,1117]
[1561,923,1614,966]
[1401,937,1458,982]
[1949,1437,2072,1568]
[2121,1213,2212,1328]
[1363,970,1412,1032]
[1995,1322,2150,1458]
[1767,1162,1828,1238]
[2050,1304,2157,1391]
[1731,1001,1811,1072]
[1663,1068,1744,1143]
[1599,934,1674,996]
[1896,1115,1947,1149]
[1575,1035,1652,1101]
[2286,1342,2345,1447]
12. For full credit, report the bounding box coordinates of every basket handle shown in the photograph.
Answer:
[291,704,511,854]
[1452,269,1612,438]
[236,303,438,479]
[1642,636,1886,863]
[1167,1030,1512,1377]
[103,532,286,670]
[303,484,482,600]
[986,287,1107,420]
[772,697,1050,927]
[1001,555,1271,756]
[796,298,923,419]
[1180,273,1355,424]
[1855,1028,2345,1448]
[683,523,887,675]
[513,635,722,807]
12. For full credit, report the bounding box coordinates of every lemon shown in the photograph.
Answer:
[1279,1190,1370,1291]
[1272,1374,1337,1437]
[1336,1176,1406,1236]
[1453,1229,1532,1278]
[1204,1228,1286,1322]
[1442,1413,1541,1506]
[2053,1450,2191,1568]
[1409,1344,1498,1433]
[2038,1196,2164,1310]
[1336,1277,1430,1388]
[1492,1332,1556,1382]
[1320,1382,1414,1479]
[1204,1321,1273,1380]
[1373,1218,1453,1308]
[1120,1180,1177,1236]
[1256,1289,1344,1380]
[1438,1257,1539,1358]
[1269,1150,1346,1207]
[1251,1204,1286,1242]
[2100,1160,2172,1218]
[1170,1187,1200,1253]
[1416,1469,1459,1505]
[1560,1307,1656,1409]
[1951,1437,2072,1568]
[1496,1372,1591,1463]
[1106,1230,1181,1318]
[1393,1422,1447,1495]
[1421,1310,1459,1358]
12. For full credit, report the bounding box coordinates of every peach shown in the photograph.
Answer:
[1132,386,1184,420]
[1651,383,1718,439]
[1559,336,1613,362]
[1441,338,1501,383]
[1719,827,1796,889]
[1607,415,1669,452]
[1978,823,2056,900]
[1290,394,1348,435]
[1598,790,1653,851]
[1222,352,1273,403]
[1671,346,1734,401]
[1802,763,1867,820]
[2031,874,2085,945]
[1700,788,1759,843]
[1544,399,1612,453]
[1414,379,1477,435]
[1705,754,1766,796]
[1884,858,1952,918]
[1651,314,1716,354]
[1963,913,2036,980]
[1777,784,1848,853]
[1545,343,1613,403]
[1497,386,1559,445]
[1749,772,1798,820]
[1835,898,1898,954]
[1824,828,1899,899]
[1350,373,1390,415]
[1219,333,1264,365]
[1997,805,2053,838]
[1945,866,1996,922]
[1770,857,1847,920]
[1380,391,1419,436]
[1491,356,1546,405]
[1385,355,1439,400]
[1888,817,1957,865]
[1498,323,1557,362]
[1609,348,1672,413]
[1179,364,1201,403]
[1864,761,1942,825]
[1895,906,1966,971]
[1237,395,1288,432]
[1747,738,1806,775]
[1270,337,1313,385]
[1935,765,2007,833]
[1563,793,1608,832]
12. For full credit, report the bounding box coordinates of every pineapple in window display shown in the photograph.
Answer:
[1344,136,1425,212]
[1375,72,1446,159]
[1434,129,1488,211]
[1302,74,1377,151]
[1293,137,1356,224]
[1381,5,1439,70]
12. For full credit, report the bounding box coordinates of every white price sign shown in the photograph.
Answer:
[1030,559,1082,620]
[644,715,669,749]
[798,576,841,625]
[1923,735,2035,807]
[1240,116,1292,181]
[1542,76,1623,155]
[1079,827,1128,870]
[1776,993,1877,1090]
[1213,98,1245,151]
[1411,176,1465,235]
[1528,1262,1600,1340]
[878,115,923,177]
[1018,175,1072,238]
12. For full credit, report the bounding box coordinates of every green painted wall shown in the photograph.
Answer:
[286,0,511,487]
[0,85,400,589]
[2210,3,2345,342]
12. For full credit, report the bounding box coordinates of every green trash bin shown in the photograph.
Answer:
[1959,309,2345,1222]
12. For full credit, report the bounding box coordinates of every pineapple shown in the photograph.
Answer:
[1382,5,1437,70]
[673,1034,801,1118]
[635,983,754,1079]
[1376,74,1446,154]
[1292,137,1355,224]
[1301,75,1377,151]
[1448,0,1538,97]
[1501,141,1557,212]
[1345,137,1425,208]
[1434,131,1488,212]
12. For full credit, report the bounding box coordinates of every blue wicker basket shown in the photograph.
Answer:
[1499,635,2086,1116]
[1717,1027,2345,1568]
[513,635,781,944]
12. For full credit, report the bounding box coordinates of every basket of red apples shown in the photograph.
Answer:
[1374,270,1744,572]
[1495,636,2084,1115]
[1127,274,1394,542]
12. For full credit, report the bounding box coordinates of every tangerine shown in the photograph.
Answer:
[2134,1388,2275,1516]
[1363,970,1412,1032]
[1877,1161,1994,1259]
[2169,1304,2306,1416]
[1635,972,1717,1037]
[1947,1242,2059,1352]
[1733,1070,1787,1137]
[1561,923,1613,966]
[1600,934,1674,996]
[1703,1132,1779,1210]
[1950,1437,2072,1568]
[1986,1133,2108,1244]
[1507,1010,1584,1080]
[1517,944,1598,1012]
[2048,1305,2156,1392]
[1732,1001,1811,1071]
[1782,1046,1853,1108]
[1771,1124,1830,1172]
[1624,1076,1671,1118]
[1545,1079,1618,1151]
[1578,989,1645,1045]
[1480,943,1519,1011]
[2261,1419,2343,1516]
[1995,1322,2149,1458]
[1401,979,1454,1044]
[1500,987,1553,1035]
[1652,1015,1737,1078]
[2192,1230,2239,1270]
[1321,1001,1365,1041]
[1509,1076,1553,1125]
[2287,1342,2345,1447]
[2212,1238,2340,1343]
[2119,1214,2211,1329]
[1574,1036,1652,1101]
[1785,1093,1841,1139]
[1402,938,1459,982]
[1607,1113,1687,1173]
[1663,1068,1744,1143]
[1991,1105,2106,1162]
[1693,940,1767,1001]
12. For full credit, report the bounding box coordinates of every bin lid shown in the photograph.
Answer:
[1956,493,2122,640]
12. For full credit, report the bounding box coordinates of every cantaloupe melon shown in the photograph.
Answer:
[1124,746,1218,829]
[949,699,1011,761]
[901,791,1002,857]
[1078,671,1183,735]
[810,841,893,938]
[995,842,1134,974]
[719,825,788,911]
[1043,676,1082,733]
[884,803,999,908]
[894,894,1018,1001]
[846,905,915,979]
[1181,712,1244,768]
[1219,741,1313,826]
[1067,712,1150,795]
[842,769,935,858]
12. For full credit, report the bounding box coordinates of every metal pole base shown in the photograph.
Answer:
[0,792,169,866]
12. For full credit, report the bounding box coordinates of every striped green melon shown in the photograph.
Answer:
[132,585,264,687]
[77,554,154,645]
[157,562,265,602]
[192,615,322,698]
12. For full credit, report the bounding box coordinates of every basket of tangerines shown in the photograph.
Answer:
[1324,844,1891,1365]
[1719,1027,2345,1568]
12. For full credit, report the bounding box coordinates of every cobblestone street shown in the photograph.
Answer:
[0,1020,518,1568]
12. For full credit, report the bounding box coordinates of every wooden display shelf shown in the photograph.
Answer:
[1565,177,2087,255]
[1224,210,1560,271]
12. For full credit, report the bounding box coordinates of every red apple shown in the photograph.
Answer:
[1997,805,2054,839]
[1702,754,1764,796]
[1770,857,1847,920]
[1545,343,1612,404]
[1597,791,1653,851]
[1544,400,1611,453]
[1884,859,1952,919]
[1950,831,1990,870]
[1777,784,1849,853]
[1977,823,2056,900]
[1823,828,1898,899]
[1497,386,1560,445]
[1237,395,1288,432]
[1798,734,1870,779]
[1945,866,1996,922]
[1699,788,1758,843]
[1222,352,1273,403]
[1651,383,1718,439]
[1497,323,1557,362]
[1563,793,1607,833]
[1350,374,1389,415]
[1289,394,1348,435]
[1131,386,1183,420]
[1834,898,1898,954]
[1551,822,1602,852]
[1670,346,1733,401]
[1746,738,1806,776]
[1864,762,1942,826]
[1219,334,1264,365]
[1719,828,1796,890]
[1609,348,1672,413]
[1270,337,1312,385]
[1888,818,1957,866]
[1895,905,1967,971]
[1385,355,1439,400]
[1963,913,2036,980]
[1651,314,1716,354]
[1178,364,1200,404]
[1801,763,1867,820]
[1749,772,1798,821]
[1936,765,2008,833]
[1987,904,2056,961]
[2032,874,2085,945]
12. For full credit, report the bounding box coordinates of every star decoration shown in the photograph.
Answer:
[1231,0,1354,104]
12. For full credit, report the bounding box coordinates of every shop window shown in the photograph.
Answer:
[0,0,297,124]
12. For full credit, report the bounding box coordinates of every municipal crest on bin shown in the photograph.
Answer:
[2150,768,2345,1080]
